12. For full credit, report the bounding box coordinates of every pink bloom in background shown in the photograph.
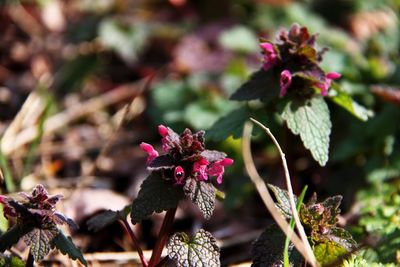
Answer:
[315,72,341,96]
[158,124,169,137]
[260,42,278,71]
[174,166,185,185]
[207,158,234,184]
[279,70,292,97]
[140,142,159,165]
[193,158,209,181]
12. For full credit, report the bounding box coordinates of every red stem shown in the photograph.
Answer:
[120,218,148,267]
[148,208,177,267]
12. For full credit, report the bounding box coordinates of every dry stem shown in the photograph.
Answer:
[243,120,317,266]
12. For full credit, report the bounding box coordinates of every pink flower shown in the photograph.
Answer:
[280,70,292,97]
[158,124,169,137]
[174,166,185,185]
[0,195,5,204]
[208,158,234,184]
[260,42,278,71]
[140,142,159,165]
[193,158,209,181]
[315,72,341,96]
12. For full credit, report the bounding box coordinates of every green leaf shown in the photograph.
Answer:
[328,227,357,252]
[87,205,131,232]
[267,184,298,219]
[206,106,251,141]
[51,231,87,266]
[230,70,279,102]
[282,97,331,166]
[328,85,373,121]
[24,227,59,262]
[0,225,33,252]
[313,241,347,266]
[131,173,184,224]
[184,179,216,220]
[0,204,8,232]
[167,229,220,267]
[0,253,25,267]
[251,225,301,267]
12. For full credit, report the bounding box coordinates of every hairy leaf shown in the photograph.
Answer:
[0,225,33,252]
[251,225,301,267]
[131,173,184,224]
[282,96,331,166]
[167,229,220,267]
[230,70,279,102]
[184,179,216,220]
[329,85,373,121]
[24,227,59,262]
[313,241,347,266]
[200,150,226,163]
[148,155,175,171]
[328,227,357,252]
[51,231,87,266]
[87,205,131,232]
[268,184,297,219]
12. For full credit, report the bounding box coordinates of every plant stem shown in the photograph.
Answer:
[247,119,318,266]
[283,185,307,267]
[120,218,148,267]
[149,208,177,267]
[25,250,34,267]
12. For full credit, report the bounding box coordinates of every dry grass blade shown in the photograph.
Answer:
[242,120,318,266]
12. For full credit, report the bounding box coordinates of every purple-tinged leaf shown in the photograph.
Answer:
[184,178,216,220]
[148,155,175,171]
[167,229,220,267]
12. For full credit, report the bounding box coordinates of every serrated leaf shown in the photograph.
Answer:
[282,97,331,166]
[51,231,87,266]
[251,225,301,267]
[24,227,59,262]
[328,227,357,252]
[167,229,220,267]
[329,85,373,121]
[313,241,347,266]
[268,184,297,219]
[230,70,279,102]
[131,173,184,224]
[87,205,131,232]
[184,179,216,220]
[0,225,33,252]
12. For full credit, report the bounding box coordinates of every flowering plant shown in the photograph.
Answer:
[210,23,371,166]
[88,125,233,267]
[0,185,86,265]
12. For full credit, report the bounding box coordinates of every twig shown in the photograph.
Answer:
[119,218,148,267]
[242,121,317,266]
[249,118,316,266]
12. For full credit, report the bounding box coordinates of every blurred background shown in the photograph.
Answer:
[0,0,400,266]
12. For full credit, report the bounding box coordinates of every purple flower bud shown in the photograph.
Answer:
[158,124,169,137]
[279,70,292,97]
[326,72,341,80]
[315,71,341,96]
[140,142,159,165]
[260,42,278,71]
[174,166,185,185]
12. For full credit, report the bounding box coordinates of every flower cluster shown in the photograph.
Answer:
[259,23,341,97]
[140,125,233,185]
[0,184,74,229]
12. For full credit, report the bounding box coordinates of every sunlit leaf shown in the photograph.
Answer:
[282,96,331,166]
[167,229,220,267]
[24,227,59,262]
[184,178,216,220]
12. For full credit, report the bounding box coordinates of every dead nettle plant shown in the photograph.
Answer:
[243,119,357,267]
[0,184,86,266]
[87,125,233,267]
